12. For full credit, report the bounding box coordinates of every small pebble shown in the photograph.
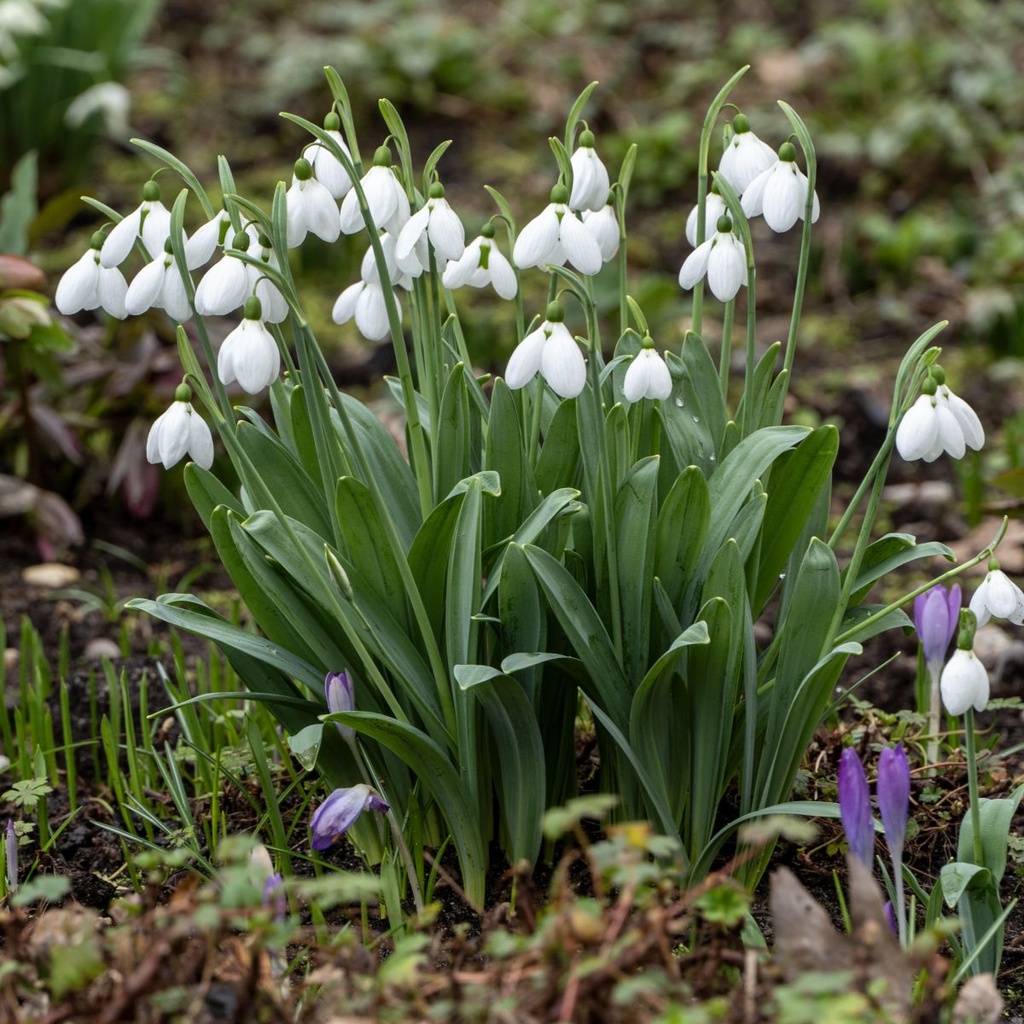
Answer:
[21,563,80,588]
[84,638,121,661]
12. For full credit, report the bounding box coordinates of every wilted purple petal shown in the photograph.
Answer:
[310,784,389,851]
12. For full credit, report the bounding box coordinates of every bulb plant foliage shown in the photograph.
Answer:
[60,67,1004,909]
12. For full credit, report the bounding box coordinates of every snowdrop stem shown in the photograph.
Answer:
[828,429,896,551]
[926,664,942,768]
[743,261,757,435]
[963,708,985,868]
[268,321,298,379]
[411,277,438,422]
[719,298,735,402]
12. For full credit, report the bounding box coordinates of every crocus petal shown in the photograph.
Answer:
[838,748,874,868]
[876,744,910,856]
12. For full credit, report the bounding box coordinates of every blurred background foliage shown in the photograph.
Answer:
[2,0,1024,538]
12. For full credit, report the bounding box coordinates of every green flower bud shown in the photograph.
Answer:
[324,111,341,131]
[90,230,106,250]
[716,214,733,234]
[921,376,938,396]
[428,181,445,199]
[231,230,250,251]
[550,184,569,205]
[481,222,496,239]
[578,128,595,148]
[174,382,192,403]
[732,112,750,135]
[294,157,313,181]
[545,300,565,323]
[373,145,392,167]
[142,180,161,202]
[243,295,263,320]
[778,142,797,163]
[930,365,946,385]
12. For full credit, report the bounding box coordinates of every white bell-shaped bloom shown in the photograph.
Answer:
[741,142,820,233]
[396,184,465,266]
[895,383,984,463]
[940,648,990,716]
[442,229,517,299]
[969,569,1024,628]
[100,182,172,267]
[303,115,354,199]
[569,130,610,212]
[55,237,128,319]
[340,147,410,237]
[125,246,193,323]
[146,393,214,470]
[685,192,727,247]
[285,159,341,247]
[582,204,619,263]
[678,217,747,302]
[505,304,586,399]
[217,301,281,393]
[513,185,602,276]
[332,232,408,341]
[194,244,252,318]
[718,114,778,194]
[623,344,672,402]
[184,209,232,270]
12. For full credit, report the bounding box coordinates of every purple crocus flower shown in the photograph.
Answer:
[838,748,874,867]
[325,671,356,743]
[877,744,911,857]
[913,584,961,669]
[310,784,389,851]
[263,871,287,919]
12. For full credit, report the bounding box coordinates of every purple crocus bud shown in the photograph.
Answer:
[913,584,961,668]
[838,748,874,867]
[263,872,287,919]
[325,671,356,743]
[310,784,389,851]
[877,744,911,857]
[883,900,898,936]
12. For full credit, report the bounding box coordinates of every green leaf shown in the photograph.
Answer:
[534,398,580,493]
[485,378,537,546]
[183,464,245,530]
[0,152,37,254]
[288,723,323,772]
[654,466,710,609]
[434,363,474,502]
[940,861,992,907]
[843,535,956,606]
[329,711,487,909]
[958,789,1024,883]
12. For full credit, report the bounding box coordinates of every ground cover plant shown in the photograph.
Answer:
[5,2,1024,1019]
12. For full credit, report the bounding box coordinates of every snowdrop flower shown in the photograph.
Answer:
[303,111,354,199]
[65,82,130,138]
[442,223,517,299]
[718,113,778,194]
[569,129,610,212]
[184,208,231,270]
[513,184,602,277]
[505,301,586,399]
[340,145,410,237]
[146,386,214,470]
[55,231,128,319]
[895,377,984,462]
[125,241,193,323]
[969,564,1024,627]
[940,647,989,716]
[217,296,281,393]
[396,182,465,267]
[285,157,341,247]
[332,232,407,341]
[582,201,619,263]
[100,180,172,268]
[194,229,253,317]
[685,190,727,247]
[310,784,389,851]
[678,215,747,302]
[741,142,820,233]
[623,338,672,402]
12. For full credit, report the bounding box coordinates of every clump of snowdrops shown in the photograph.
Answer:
[57,67,1002,910]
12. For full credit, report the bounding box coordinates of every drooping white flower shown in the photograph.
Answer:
[895,381,984,463]
[184,209,231,270]
[146,388,214,470]
[582,204,619,263]
[285,158,341,247]
[741,142,820,233]
[718,113,778,194]
[332,232,408,341]
[442,227,517,299]
[54,233,128,319]
[939,647,989,716]
[505,302,586,399]
[194,228,288,323]
[513,184,602,277]
[969,568,1024,628]
[569,130,610,212]
[623,343,672,402]
[396,182,465,267]
[303,111,355,199]
[64,81,130,137]
[678,216,747,302]
[100,181,172,267]
[685,191,727,247]
[124,244,193,323]
[339,146,410,237]
[217,297,281,393]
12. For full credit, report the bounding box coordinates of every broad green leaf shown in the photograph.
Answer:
[183,464,245,530]
[660,351,717,476]
[680,331,728,455]
[754,425,838,614]
[957,789,1024,883]
[838,605,913,645]
[534,398,580,493]
[408,490,466,637]
[434,363,473,502]
[842,535,956,606]
[329,711,487,909]
[288,723,323,771]
[496,544,545,705]
[654,466,710,608]
[485,378,537,546]
[735,341,782,438]
[446,477,484,670]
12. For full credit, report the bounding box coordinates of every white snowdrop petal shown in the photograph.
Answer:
[255,277,289,323]
[100,210,141,268]
[187,409,215,470]
[719,133,777,194]
[740,171,769,219]
[195,256,250,315]
[139,203,172,258]
[488,249,518,300]
[383,187,411,237]
[678,239,712,290]
[968,584,993,628]
[162,268,193,323]
[935,401,965,459]
[156,401,192,468]
[687,194,727,246]
[583,206,619,262]
[558,209,602,276]
[305,178,341,243]
[762,166,803,233]
[895,395,939,461]
[541,326,587,398]
[355,284,393,341]
[285,179,309,248]
[986,571,1020,619]
[55,251,100,313]
[395,205,430,261]
[363,166,400,230]
[307,132,354,199]
[339,190,364,234]
[940,649,989,716]
[441,242,478,290]
[428,202,465,262]
[569,147,610,212]
[332,282,363,324]
[185,213,229,269]
[124,259,167,315]
[513,206,560,269]
[705,235,746,301]
[97,265,128,319]
[622,354,651,403]
[505,327,546,389]
[945,390,984,451]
